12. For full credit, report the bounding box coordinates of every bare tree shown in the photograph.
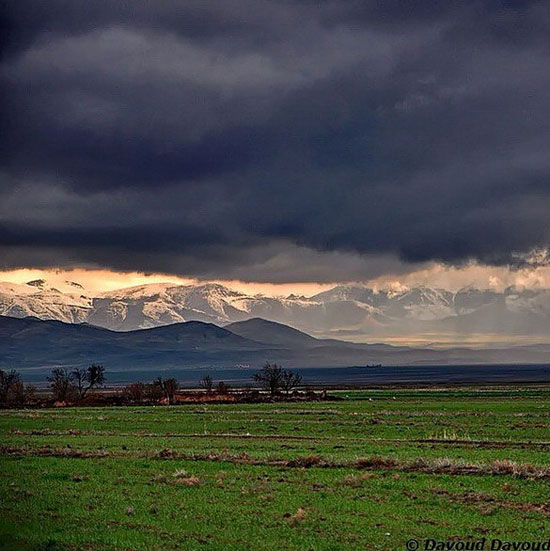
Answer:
[72,364,106,399]
[154,377,179,404]
[216,381,230,394]
[280,369,302,395]
[72,368,88,399]
[253,362,284,397]
[163,378,179,404]
[10,380,36,407]
[47,368,75,402]
[199,375,214,393]
[0,369,34,406]
[0,369,21,405]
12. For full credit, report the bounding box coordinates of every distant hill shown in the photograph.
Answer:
[2,315,550,378]
[226,318,318,347]
[0,315,268,371]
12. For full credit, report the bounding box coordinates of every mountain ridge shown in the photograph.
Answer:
[1,279,550,345]
[226,317,320,347]
[2,314,550,377]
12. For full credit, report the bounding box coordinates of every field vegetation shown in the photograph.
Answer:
[1,388,550,550]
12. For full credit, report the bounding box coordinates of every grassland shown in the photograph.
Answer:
[1,388,550,550]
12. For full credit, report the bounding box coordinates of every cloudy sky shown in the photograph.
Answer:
[2,1,550,292]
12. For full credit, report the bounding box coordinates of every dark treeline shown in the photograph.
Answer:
[121,363,305,405]
[0,362,327,408]
[0,365,107,407]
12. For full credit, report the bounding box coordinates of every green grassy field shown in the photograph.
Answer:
[1,389,550,551]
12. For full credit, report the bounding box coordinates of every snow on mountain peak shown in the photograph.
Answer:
[0,278,92,324]
[1,280,550,342]
[100,282,176,299]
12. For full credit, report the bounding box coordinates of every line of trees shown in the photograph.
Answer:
[199,362,302,398]
[121,377,180,404]
[1,365,106,407]
[1,361,304,408]
[198,375,231,395]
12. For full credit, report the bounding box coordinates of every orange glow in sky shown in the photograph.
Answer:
[1,264,550,296]
[0,268,334,296]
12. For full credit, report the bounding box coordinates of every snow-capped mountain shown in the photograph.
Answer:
[1,279,550,344]
[0,279,92,324]
[89,283,251,330]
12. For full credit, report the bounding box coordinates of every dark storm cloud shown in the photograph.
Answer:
[1,0,550,281]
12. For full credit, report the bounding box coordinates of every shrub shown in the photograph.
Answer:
[122,381,147,403]
[145,382,164,403]
[216,381,230,394]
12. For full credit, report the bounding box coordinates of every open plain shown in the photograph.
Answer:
[1,388,550,551]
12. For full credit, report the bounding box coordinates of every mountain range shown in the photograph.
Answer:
[2,315,550,378]
[1,278,550,347]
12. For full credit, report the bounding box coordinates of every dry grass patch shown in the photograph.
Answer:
[488,459,550,479]
[284,507,308,526]
[342,473,376,487]
[287,454,323,468]
[173,474,202,486]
